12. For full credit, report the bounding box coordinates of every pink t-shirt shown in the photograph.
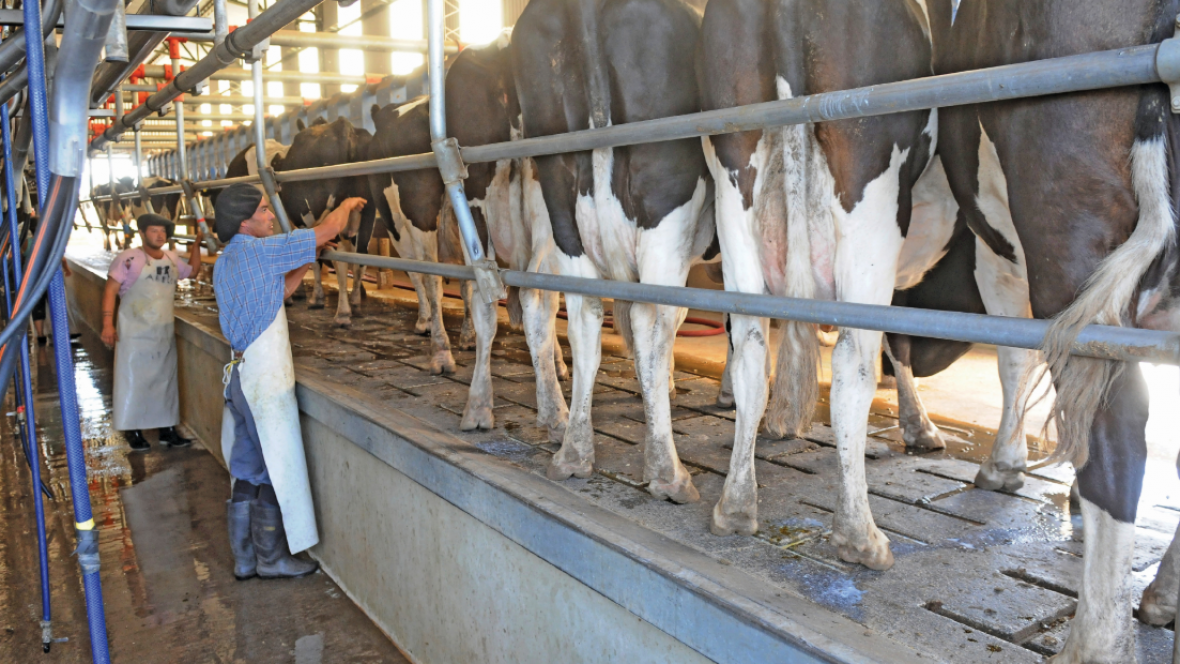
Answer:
[107,248,194,297]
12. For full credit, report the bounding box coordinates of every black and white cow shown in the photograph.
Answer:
[927,1,1180,660]
[207,138,289,209]
[272,117,377,327]
[513,0,717,502]
[91,177,136,249]
[368,33,571,432]
[128,176,183,221]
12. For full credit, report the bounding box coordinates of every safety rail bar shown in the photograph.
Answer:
[319,250,1180,366]
[96,40,1167,200]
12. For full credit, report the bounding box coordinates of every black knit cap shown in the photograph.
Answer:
[213,183,264,243]
[136,213,175,239]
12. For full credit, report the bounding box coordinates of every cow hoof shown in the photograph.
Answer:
[974,460,1025,492]
[648,473,700,504]
[546,457,593,481]
[308,302,325,310]
[334,317,352,328]
[715,390,735,409]
[710,501,757,536]
[430,353,456,376]
[414,320,431,336]
[1139,584,1176,626]
[460,405,494,431]
[545,421,568,444]
[834,529,894,571]
[555,362,570,382]
[904,426,946,453]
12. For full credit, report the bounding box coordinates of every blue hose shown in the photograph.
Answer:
[23,0,111,658]
[0,95,51,651]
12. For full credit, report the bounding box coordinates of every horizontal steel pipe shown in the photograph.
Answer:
[0,10,210,32]
[148,42,1167,188]
[320,250,1180,366]
[138,64,376,84]
[186,29,458,53]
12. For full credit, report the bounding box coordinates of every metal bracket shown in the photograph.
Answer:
[136,184,156,215]
[432,137,468,185]
[1158,15,1180,113]
[179,179,220,254]
[258,166,294,233]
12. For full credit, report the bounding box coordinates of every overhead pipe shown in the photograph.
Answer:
[138,64,381,85]
[0,0,61,76]
[426,0,504,304]
[186,28,457,53]
[102,0,128,62]
[91,0,334,151]
[88,0,200,108]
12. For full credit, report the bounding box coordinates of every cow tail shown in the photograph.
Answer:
[569,0,611,129]
[1040,89,1176,467]
[765,106,819,440]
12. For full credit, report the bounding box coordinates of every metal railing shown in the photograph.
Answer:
[86,0,1180,367]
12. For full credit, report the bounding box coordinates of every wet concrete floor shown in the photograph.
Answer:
[0,330,407,662]
[251,281,1180,664]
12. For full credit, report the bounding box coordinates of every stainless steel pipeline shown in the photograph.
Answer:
[320,250,1180,366]
[121,41,1169,200]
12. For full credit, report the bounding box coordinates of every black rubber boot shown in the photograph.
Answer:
[250,501,318,579]
[226,500,257,580]
[159,426,193,448]
[127,430,150,452]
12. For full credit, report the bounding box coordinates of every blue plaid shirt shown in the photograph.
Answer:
[214,229,316,351]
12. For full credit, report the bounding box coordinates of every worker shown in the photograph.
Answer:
[212,183,361,580]
[102,213,201,452]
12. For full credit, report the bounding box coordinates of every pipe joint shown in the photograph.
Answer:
[431,137,467,185]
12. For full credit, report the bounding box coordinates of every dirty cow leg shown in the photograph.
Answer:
[309,262,326,309]
[458,278,477,351]
[460,294,498,431]
[408,271,431,335]
[1141,511,1180,625]
[716,314,736,408]
[332,260,353,327]
[632,298,698,503]
[348,263,366,316]
[520,285,569,441]
[1051,367,1147,664]
[423,274,456,375]
[974,344,1037,491]
[883,334,945,452]
[547,276,602,481]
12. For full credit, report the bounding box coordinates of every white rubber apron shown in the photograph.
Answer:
[232,307,318,553]
[112,252,179,431]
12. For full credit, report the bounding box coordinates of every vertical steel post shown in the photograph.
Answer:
[24,0,112,656]
[248,0,293,233]
[213,0,229,48]
[1,91,50,654]
[426,0,504,303]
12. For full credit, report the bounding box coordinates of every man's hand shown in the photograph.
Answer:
[101,323,117,348]
[313,198,365,248]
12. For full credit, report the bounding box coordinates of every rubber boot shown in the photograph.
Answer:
[127,430,150,452]
[250,501,318,579]
[159,426,193,448]
[226,500,257,580]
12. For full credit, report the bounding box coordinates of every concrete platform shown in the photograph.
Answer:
[61,242,1180,663]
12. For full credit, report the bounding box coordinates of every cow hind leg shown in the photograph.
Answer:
[883,334,945,452]
[1140,511,1180,626]
[458,279,478,351]
[717,314,736,408]
[547,283,602,482]
[408,271,431,335]
[348,263,366,316]
[332,261,353,327]
[309,262,326,309]
[460,295,498,431]
[423,274,456,375]
[713,314,769,535]
[521,285,569,441]
[632,299,698,503]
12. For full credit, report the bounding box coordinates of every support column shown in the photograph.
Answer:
[362,0,391,79]
[317,2,340,98]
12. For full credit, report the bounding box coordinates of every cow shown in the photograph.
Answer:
[368,32,572,431]
[207,138,289,209]
[513,0,717,502]
[271,117,377,327]
[127,176,183,222]
[924,1,1180,661]
[883,223,1042,494]
[90,176,135,249]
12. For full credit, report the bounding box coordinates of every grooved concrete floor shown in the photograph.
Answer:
[229,283,1178,664]
[0,331,408,663]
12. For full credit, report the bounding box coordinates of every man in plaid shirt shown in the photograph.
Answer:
[212,183,362,580]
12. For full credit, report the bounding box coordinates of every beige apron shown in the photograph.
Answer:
[112,252,179,431]
[223,307,318,553]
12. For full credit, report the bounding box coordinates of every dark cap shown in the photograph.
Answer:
[136,213,175,238]
[213,183,264,243]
